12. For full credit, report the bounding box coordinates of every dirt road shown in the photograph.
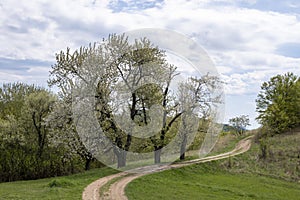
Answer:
[82,135,253,200]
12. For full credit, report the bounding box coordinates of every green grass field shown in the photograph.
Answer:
[0,167,118,200]
[126,162,300,200]
[126,130,300,200]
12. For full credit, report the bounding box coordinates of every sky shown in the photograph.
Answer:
[1,0,300,129]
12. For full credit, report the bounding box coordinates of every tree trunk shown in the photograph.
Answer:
[116,151,127,168]
[180,134,187,160]
[85,158,92,171]
[154,148,161,164]
[32,112,45,159]
[124,134,131,152]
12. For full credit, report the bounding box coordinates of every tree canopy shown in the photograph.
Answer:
[256,72,300,134]
[49,33,222,167]
[228,115,250,135]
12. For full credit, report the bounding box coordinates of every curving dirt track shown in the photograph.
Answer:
[82,135,253,200]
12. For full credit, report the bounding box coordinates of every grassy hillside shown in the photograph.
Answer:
[223,128,300,182]
[126,162,300,200]
[126,128,300,200]
[0,167,118,200]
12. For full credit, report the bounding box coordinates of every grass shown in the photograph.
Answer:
[0,167,118,200]
[223,129,300,182]
[126,161,300,200]
[174,132,243,163]
[126,129,300,200]
[207,133,239,156]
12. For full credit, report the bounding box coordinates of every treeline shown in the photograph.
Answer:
[0,34,221,182]
[0,83,104,182]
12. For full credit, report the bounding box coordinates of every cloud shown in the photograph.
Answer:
[0,57,52,87]
[1,0,299,60]
[1,0,299,86]
[108,0,164,12]
[221,63,300,96]
[0,67,50,87]
[1,0,300,128]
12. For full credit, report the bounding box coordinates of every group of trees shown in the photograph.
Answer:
[0,84,73,182]
[49,34,222,168]
[227,72,299,137]
[0,83,106,182]
[256,72,300,135]
[0,34,221,181]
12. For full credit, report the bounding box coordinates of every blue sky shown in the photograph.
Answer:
[1,0,300,129]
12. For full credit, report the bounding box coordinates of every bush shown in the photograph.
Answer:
[48,179,74,188]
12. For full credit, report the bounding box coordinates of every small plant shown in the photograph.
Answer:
[227,156,232,168]
[48,179,74,188]
[259,138,269,160]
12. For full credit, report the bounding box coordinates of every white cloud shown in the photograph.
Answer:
[0,71,25,83]
[1,0,299,62]
[1,0,300,128]
[0,66,51,88]
[222,73,248,95]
